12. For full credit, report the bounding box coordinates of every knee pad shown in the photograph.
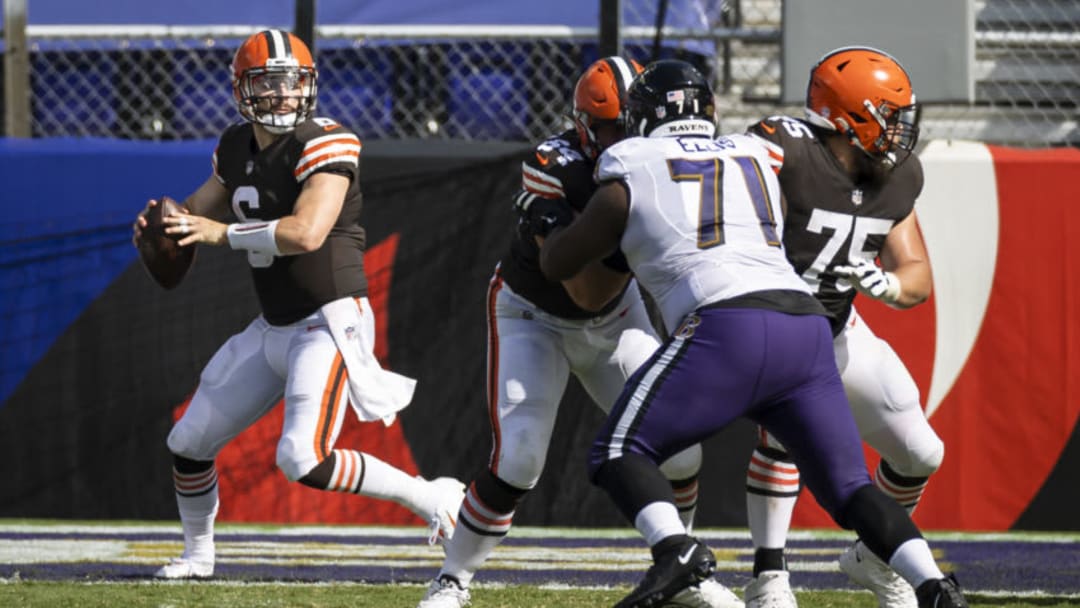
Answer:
[902,433,944,478]
[659,444,702,481]
[863,414,945,479]
[166,419,216,461]
[884,431,944,479]
[276,435,317,482]
[493,446,546,491]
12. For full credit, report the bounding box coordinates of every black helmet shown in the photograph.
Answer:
[624,60,717,138]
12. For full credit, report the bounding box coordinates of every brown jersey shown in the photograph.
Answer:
[747,116,924,335]
[213,117,366,325]
[498,129,627,319]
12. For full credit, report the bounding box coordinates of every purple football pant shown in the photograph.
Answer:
[589,307,871,519]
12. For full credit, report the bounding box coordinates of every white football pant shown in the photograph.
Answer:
[166,297,377,481]
[486,276,702,489]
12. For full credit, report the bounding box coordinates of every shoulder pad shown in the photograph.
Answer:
[294,117,360,142]
[292,119,362,182]
[522,134,594,204]
[747,116,818,143]
[530,134,588,169]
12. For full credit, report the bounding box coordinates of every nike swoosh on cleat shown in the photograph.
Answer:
[677,544,698,565]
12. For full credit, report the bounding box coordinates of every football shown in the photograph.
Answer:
[137,196,196,290]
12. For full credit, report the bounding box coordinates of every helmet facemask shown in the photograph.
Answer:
[235,65,317,134]
[868,98,921,167]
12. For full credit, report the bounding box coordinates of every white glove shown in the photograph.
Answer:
[833,259,902,304]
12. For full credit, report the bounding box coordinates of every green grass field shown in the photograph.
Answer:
[3,521,1077,607]
[2,582,1077,608]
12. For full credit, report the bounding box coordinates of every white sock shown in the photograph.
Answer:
[888,538,944,588]
[173,466,219,563]
[440,526,500,587]
[746,446,799,550]
[354,453,432,518]
[747,492,798,549]
[440,484,514,587]
[635,501,686,547]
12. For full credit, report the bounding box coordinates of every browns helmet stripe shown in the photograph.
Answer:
[602,57,637,100]
[263,29,289,61]
[277,29,292,56]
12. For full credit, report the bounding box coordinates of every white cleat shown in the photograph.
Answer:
[838,541,917,608]
[668,578,746,607]
[744,570,797,608]
[153,557,214,579]
[426,476,466,545]
[418,575,471,608]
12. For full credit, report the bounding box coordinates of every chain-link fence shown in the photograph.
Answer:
[2,0,1077,146]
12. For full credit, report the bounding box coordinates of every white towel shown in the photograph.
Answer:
[321,297,417,426]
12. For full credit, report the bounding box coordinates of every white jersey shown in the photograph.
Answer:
[596,133,813,331]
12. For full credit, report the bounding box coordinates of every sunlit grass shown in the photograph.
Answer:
[1,581,1077,608]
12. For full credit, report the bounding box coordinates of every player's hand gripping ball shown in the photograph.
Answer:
[137,196,196,290]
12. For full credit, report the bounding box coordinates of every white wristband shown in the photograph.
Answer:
[227,220,281,255]
[882,271,903,304]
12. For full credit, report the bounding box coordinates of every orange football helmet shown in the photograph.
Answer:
[232,30,318,134]
[804,46,920,166]
[572,56,644,159]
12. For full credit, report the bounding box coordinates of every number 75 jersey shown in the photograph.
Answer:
[748,116,924,335]
[596,133,813,332]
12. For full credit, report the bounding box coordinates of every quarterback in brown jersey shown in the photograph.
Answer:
[132,29,464,580]
[740,47,946,608]
[417,57,741,608]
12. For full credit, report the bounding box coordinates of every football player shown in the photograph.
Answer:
[539,58,966,608]
[417,57,741,608]
[131,29,465,579]
[741,47,943,608]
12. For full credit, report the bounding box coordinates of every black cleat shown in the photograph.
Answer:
[615,535,717,608]
[915,573,968,608]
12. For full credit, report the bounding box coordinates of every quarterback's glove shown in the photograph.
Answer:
[514,192,575,239]
[833,259,902,304]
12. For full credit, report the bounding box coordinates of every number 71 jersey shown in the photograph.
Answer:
[596,133,813,332]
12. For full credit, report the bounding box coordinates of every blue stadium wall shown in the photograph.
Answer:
[0,138,1076,530]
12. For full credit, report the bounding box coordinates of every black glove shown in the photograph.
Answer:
[515,193,575,239]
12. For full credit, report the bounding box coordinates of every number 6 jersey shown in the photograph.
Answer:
[596,133,817,332]
[748,115,924,335]
[213,118,365,325]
